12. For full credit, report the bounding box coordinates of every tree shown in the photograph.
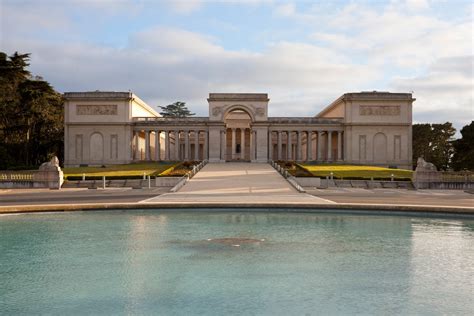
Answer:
[0,52,64,169]
[451,121,474,171]
[412,122,456,170]
[159,101,195,117]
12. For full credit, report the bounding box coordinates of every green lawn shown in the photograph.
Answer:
[298,164,413,179]
[63,162,177,178]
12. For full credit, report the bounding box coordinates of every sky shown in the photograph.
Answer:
[1,0,473,132]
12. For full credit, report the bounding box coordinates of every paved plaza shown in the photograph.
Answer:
[143,163,333,204]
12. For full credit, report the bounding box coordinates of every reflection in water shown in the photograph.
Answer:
[408,219,474,315]
[0,211,472,315]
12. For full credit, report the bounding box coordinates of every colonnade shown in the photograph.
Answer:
[269,130,343,162]
[220,128,256,161]
[133,129,208,161]
[133,128,342,162]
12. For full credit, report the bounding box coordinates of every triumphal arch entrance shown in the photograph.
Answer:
[207,93,270,162]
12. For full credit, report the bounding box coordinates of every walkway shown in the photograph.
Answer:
[143,163,333,204]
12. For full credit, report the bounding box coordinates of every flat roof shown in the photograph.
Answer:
[63,91,133,100]
[208,93,269,102]
[316,91,415,117]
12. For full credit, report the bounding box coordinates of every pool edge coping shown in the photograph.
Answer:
[1,202,473,215]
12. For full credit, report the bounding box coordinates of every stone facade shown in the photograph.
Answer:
[64,91,414,169]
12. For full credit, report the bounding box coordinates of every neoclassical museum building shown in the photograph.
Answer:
[64,91,414,169]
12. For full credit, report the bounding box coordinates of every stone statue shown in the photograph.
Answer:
[39,156,61,171]
[415,157,437,172]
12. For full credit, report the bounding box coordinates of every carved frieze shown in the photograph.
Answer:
[212,106,222,116]
[256,108,265,116]
[76,105,118,115]
[359,105,400,116]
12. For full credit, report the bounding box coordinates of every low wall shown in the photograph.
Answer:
[63,177,181,188]
[415,182,474,190]
[0,170,63,189]
[414,170,472,190]
[301,178,413,189]
[295,177,321,187]
[155,177,181,187]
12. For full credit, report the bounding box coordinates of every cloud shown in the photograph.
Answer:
[1,0,472,131]
[164,0,273,14]
[391,56,473,128]
[165,0,203,14]
[403,0,430,11]
[3,22,379,118]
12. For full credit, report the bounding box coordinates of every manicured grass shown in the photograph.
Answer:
[63,162,177,178]
[298,164,413,179]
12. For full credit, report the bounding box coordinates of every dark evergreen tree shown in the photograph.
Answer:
[412,122,456,170]
[0,52,64,169]
[159,101,195,117]
[451,121,474,171]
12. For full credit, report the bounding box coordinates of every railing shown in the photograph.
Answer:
[414,170,473,190]
[440,171,472,182]
[170,160,208,192]
[0,169,63,189]
[269,160,306,193]
[133,117,210,123]
[267,117,343,124]
[0,170,36,182]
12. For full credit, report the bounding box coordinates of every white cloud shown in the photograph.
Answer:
[3,23,379,117]
[166,0,203,14]
[1,0,472,131]
[274,3,295,17]
[164,0,273,14]
[391,56,473,127]
[403,0,430,11]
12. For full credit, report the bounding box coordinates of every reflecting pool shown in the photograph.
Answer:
[1,211,473,315]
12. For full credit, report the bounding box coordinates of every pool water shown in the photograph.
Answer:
[1,211,473,315]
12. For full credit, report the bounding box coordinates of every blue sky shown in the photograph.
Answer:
[1,0,473,131]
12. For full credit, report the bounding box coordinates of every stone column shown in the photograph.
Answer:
[254,130,258,161]
[250,129,254,161]
[155,130,161,161]
[204,131,208,160]
[184,130,190,161]
[337,131,343,161]
[231,128,236,160]
[146,130,151,161]
[174,130,180,161]
[165,131,170,160]
[241,128,245,160]
[277,131,282,161]
[328,131,333,161]
[268,131,273,160]
[287,131,292,160]
[317,131,323,161]
[134,130,140,160]
[194,130,199,160]
[296,131,302,161]
[221,130,227,161]
[307,131,312,161]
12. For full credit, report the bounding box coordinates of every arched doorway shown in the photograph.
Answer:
[224,109,252,161]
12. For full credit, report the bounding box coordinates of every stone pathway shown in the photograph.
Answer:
[141,163,335,204]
